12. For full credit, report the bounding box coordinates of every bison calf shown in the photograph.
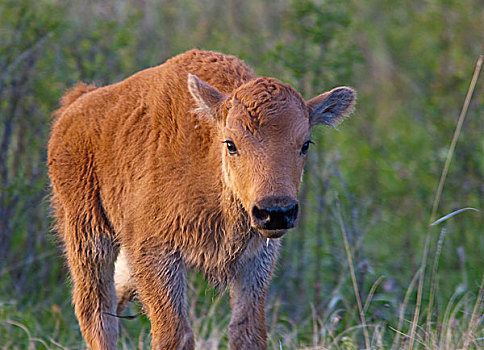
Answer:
[48,49,355,349]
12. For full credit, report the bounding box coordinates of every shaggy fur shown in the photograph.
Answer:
[48,49,355,350]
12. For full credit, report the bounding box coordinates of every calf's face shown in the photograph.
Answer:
[188,74,355,238]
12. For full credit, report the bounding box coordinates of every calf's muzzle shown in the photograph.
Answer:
[250,196,299,234]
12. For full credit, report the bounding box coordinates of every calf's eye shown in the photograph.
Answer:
[224,140,238,155]
[301,140,312,155]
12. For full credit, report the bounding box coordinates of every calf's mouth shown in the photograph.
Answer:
[258,228,288,239]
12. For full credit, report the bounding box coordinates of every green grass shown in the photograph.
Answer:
[1,250,483,349]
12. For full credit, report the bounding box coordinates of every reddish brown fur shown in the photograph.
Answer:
[48,49,355,349]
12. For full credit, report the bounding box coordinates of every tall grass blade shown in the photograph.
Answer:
[336,200,371,349]
[429,55,483,224]
[430,208,479,226]
[363,275,385,313]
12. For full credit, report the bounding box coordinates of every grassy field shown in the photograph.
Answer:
[1,224,483,349]
[1,0,483,348]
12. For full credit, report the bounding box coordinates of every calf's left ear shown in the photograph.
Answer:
[188,73,226,121]
[306,87,356,127]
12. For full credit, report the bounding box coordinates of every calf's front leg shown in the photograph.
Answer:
[228,237,280,350]
[128,244,194,350]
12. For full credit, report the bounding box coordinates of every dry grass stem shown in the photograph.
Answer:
[407,234,430,350]
[363,275,385,313]
[461,273,484,349]
[391,270,420,350]
[429,55,483,224]
[336,202,371,349]
[426,227,447,338]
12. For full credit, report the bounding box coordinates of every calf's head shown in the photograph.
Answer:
[188,74,355,238]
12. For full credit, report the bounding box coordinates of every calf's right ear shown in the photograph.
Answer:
[187,73,226,121]
[306,87,356,128]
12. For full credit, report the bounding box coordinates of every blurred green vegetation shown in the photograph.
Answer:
[0,0,482,348]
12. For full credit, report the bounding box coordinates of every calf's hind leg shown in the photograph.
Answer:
[55,194,119,350]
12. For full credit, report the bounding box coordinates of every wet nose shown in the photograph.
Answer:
[251,197,299,230]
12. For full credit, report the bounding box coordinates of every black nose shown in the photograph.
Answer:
[251,198,299,230]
